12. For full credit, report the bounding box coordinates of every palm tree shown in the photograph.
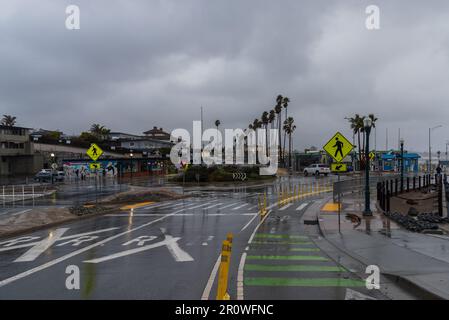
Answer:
[214,119,221,147]
[283,117,296,171]
[1,115,17,126]
[275,95,283,163]
[90,124,110,140]
[347,114,366,170]
[281,97,290,163]
[261,111,269,152]
[268,110,276,156]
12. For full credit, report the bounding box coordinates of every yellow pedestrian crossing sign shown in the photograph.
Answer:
[89,162,101,170]
[331,163,347,173]
[369,151,375,160]
[86,143,103,161]
[323,132,354,163]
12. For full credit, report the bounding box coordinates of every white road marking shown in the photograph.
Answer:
[237,252,247,300]
[345,288,376,300]
[247,205,257,210]
[57,235,99,247]
[240,214,259,232]
[84,234,194,263]
[122,236,157,246]
[201,254,222,300]
[106,213,257,217]
[296,202,309,211]
[232,203,249,210]
[14,228,69,262]
[218,203,239,210]
[279,203,292,211]
[266,203,277,210]
[203,203,223,210]
[236,208,274,301]
[0,227,120,253]
[0,210,183,288]
[187,202,217,210]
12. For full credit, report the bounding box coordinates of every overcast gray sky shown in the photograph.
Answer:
[1,0,449,153]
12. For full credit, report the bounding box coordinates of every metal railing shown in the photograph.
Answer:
[1,184,49,206]
[333,173,401,202]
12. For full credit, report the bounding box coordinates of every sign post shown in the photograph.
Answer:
[86,143,104,205]
[324,132,354,234]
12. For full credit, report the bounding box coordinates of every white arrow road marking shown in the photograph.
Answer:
[0,227,120,253]
[296,202,309,211]
[345,288,376,300]
[232,203,249,210]
[14,228,69,262]
[84,234,194,263]
[0,210,182,288]
[279,203,292,211]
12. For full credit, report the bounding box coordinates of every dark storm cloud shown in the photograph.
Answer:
[1,0,449,151]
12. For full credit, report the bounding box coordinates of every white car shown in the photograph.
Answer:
[303,164,330,176]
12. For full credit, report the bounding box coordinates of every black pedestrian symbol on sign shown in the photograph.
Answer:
[92,146,98,157]
[333,137,344,159]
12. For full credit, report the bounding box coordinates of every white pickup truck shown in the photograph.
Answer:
[303,164,330,176]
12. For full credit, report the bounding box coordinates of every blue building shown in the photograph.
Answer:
[381,152,420,173]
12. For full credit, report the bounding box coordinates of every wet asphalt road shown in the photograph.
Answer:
[0,175,379,300]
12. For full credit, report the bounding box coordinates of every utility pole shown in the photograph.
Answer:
[429,125,442,173]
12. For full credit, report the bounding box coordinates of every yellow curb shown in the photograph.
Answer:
[120,201,155,210]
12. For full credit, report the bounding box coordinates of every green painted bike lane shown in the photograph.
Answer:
[241,202,371,300]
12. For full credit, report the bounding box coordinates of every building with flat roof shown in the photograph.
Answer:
[0,125,42,176]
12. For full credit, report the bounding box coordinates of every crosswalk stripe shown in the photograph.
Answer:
[296,203,309,211]
[203,203,224,210]
[218,203,240,210]
[187,202,216,210]
[233,203,249,210]
[279,203,292,211]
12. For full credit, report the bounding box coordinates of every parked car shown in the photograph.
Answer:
[303,164,330,176]
[34,170,65,182]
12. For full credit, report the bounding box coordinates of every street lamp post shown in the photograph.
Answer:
[429,125,442,174]
[400,139,404,192]
[50,153,55,184]
[363,117,373,216]
[130,152,134,183]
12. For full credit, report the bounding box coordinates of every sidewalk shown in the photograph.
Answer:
[317,194,449,299]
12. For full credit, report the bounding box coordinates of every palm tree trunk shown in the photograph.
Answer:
[357,132,362,170]
[278,115,282,163]
[289,133,292,171]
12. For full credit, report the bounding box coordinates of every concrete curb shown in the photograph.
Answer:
[316,208,446,300]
